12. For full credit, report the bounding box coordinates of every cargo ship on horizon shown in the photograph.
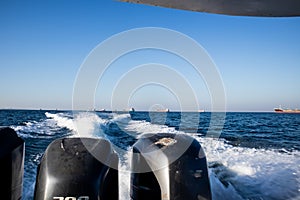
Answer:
[274,107,300,113]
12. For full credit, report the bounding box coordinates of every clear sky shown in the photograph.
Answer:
[1,0,299,111]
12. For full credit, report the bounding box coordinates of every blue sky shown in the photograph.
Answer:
[1,0,299,111]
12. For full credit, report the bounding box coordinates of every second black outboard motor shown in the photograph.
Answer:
[34,137,118,200]
[0,127,24,200]
[131,133,211,200]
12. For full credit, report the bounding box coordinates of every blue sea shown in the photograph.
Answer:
[1,110,299,200]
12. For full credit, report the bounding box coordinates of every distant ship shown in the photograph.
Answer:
[274,107,300,113]
[157,108,169,112]
[95,108,112,113]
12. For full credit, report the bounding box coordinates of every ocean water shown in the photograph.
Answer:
[0,110,299,200]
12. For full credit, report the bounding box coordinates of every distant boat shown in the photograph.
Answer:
[274,107,300,113]
[198,109,205,113]
[156,108,169,112]
[95,108,112,113]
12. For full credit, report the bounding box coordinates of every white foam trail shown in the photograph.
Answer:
[13,112,106,138]
[44,112,109,138]
[125,119,179,139]
[72,112,108,138]
[111,113,131,122]
[118,151,132,200]
[12,120,60,138]
[196,137,300,200]
[45,112,76,131]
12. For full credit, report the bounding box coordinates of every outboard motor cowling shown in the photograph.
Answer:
[131,133,211,200]
[0,127,25,200]
[34,137,118,200]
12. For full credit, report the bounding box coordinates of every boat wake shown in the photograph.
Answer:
[11,111,300,200]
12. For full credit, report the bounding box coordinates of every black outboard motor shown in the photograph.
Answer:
[34,137,118,200]
[0,127,25,200]
[131,133,211,200]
